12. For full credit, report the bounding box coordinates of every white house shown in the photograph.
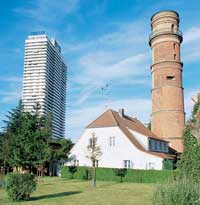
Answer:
[66,109,175,170]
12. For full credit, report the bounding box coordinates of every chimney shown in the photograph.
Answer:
[119,108,124,117]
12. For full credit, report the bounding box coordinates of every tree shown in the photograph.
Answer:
[178,126,200,180]
[0,132,13,174]
[86,132,102,187]
[49,138,73,176]
[153,100,200,204]
[178,100,200,180]
[2,101,52,172]
[56,138,73,161]
[0,101,24,188]
[191,101,200,124]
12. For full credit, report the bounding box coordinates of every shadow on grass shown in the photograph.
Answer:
[29,191,81,201]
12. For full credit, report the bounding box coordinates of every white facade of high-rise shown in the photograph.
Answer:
[22,34,67,138]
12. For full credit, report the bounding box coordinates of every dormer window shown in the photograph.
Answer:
[149,140,153,150]
[164,143,168,152]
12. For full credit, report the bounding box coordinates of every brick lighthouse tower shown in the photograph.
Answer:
[149,11,185,153]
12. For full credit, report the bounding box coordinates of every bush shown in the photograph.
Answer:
[61,166,174,183]
[6,172,36,201]
[68,166,77,179]
[163,159,174,170]
[113,168,127,182]
[153,179,200,205]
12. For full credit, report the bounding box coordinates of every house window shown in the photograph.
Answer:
[164,143,167,152]
[109,136,116,147]
[149,140,153,150]
[159,141,162,151]
[161,142,164,151]
[123,160,131,168]
[148,162,155,170]
[92,160,99,167]
[73,160,79,166]
[155,141,158,150]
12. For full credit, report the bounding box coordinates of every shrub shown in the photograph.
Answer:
[113,168,127,182]
[61,166,174,183]
[178,126,200,181]
[68,166,77,179]
[163,159,174,170]
[153,178,200,205]
[6,172,36,201]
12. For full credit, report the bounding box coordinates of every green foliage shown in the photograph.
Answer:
[0,132,11,168]
[153,179,200,205]
[1,101,52,171]
[50,138,73,162]
[163,159,174,170]
[49,138,73,176]
[61,166,174,183]
[191,102,200,123]
[153,102,200,205]
[0,101,23,168]
[178,126,200,181]
[58,138,73,160]
[6,172,36,201]
[113,168,127,182]
[68,166,77,179]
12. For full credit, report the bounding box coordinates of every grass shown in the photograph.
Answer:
[0,177,155,205]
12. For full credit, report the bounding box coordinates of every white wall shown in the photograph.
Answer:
[66,127,164,170]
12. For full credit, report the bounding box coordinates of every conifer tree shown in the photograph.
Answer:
[1,101,24,171]
[2,101,52,172]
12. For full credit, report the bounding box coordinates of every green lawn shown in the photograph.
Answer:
[0,177,155,205]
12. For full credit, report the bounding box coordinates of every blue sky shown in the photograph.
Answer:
[0,0,199,140]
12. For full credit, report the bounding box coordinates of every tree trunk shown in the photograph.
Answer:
[52,163,55,176]
[93,166,96,187]
[2,158,6,189]
[3,158,6,175]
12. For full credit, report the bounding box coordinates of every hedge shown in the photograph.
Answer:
[61,166,175,183]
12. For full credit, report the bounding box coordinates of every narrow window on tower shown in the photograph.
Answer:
[174,54,176,60]
[166,75,175,80]
[171,24,174,32]
[173,43,176,50]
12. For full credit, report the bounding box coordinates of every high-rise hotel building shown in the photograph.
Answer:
[22,33,67,138]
